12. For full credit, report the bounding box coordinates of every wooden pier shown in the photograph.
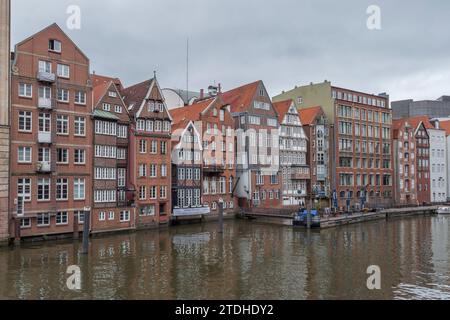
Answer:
[240,206,439,229]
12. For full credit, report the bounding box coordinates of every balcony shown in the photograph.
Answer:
[37,71,56,83]
[38,131,52,144]
[296,190,307,197]
[291,172,311,180]
[203,165,225,174]
[38,97,54,110]
[36,161,51,173]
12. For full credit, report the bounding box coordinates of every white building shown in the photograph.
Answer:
[273,99,309,206]
[428,119,447,203]
[432,119,450,201]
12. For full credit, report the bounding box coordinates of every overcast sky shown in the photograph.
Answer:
[10,0,450,102]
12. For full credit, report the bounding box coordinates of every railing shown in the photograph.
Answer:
[203,165,225,173]
[36,161,51,173]
[36,71,56,83]
[291,172,311,180]
[38,131,52,144]
[38,97,55,110]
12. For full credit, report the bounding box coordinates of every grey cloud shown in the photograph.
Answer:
[11,0,450,102]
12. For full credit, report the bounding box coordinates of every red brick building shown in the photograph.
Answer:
[10,24,93,239]
[90,74,135,233]
[171,95,237,218]
[122,77,172,228]
[393,119,418,205]
[298,106,331,208]
[222,81,282,209]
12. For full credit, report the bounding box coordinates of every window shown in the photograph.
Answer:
[108,211,115,220]
[95,167,116,180]
[117,125,127,138]
[151,141,157,154]
[38,60,52,73]
[74,178,85,200]
[57,148,68,164]
[75,211,85,224]
[39,113,51,132]
[150,186,157,199]
[109,91,117,98]
[56,178,69,200]
[57,89,69,102]
[94,190,116,203]
[57,64,70,78]
[20,218,31,229]
[117,148,126,160]
[99,212,106,221]
[161,164,167,177]
[37,213,50,226]
[103,103,111,111]
[39,147,51,162]
[19,83,32,98]
[161,141,167,155]
[139,140,147,153]
[74,117,85,136]
[18,146,32,163]
[18,178,31,201]
[37,178,50,201]
[139,186,147,200]
[160,186,167,199]
[120,211,130,222]
[74,149,85,164]
[49,39,61,52]
[39,86,51,99]
[18,111,32,132]
[118,168,126,187]
[56,212,68,225]
[74,91,86,104]
[150,165,157,178]
[56,115,69,135]
[138,164,147,177]
[115,105,122,113]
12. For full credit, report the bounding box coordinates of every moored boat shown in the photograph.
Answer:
[437,206,450,214]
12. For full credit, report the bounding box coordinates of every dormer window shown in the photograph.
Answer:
[49,39,61,53]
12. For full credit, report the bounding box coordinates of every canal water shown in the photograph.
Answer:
[0,216,449,300]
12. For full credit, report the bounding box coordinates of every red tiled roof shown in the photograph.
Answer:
[439,120,450,136]
[298,106,323,125]
[221,80,261,113]
[92,81,111,108]
[122,79,153,114]
[272,99,293,122]
[171,98,215,130]
[394,116,434,132]
[91,74,123,89]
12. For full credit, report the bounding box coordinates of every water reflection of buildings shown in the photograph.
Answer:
[0,218,448,299]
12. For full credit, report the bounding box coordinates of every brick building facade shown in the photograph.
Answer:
[10,24,93,239]
[122,77,172,228]
[91,74,135,233]
[171,96,237,218]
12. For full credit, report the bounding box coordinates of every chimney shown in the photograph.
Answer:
[218,83,222,93]
[200,89,204,99]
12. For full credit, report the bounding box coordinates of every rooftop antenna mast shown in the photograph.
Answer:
[186,37,189,105]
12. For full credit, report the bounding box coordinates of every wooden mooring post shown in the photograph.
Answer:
[218,201,224,233]
[81,209,91,255]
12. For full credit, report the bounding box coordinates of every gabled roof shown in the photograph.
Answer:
[406,115,434,130]
[221,80,261,113]
[92,81,111,108]
[15,23,89,62]
[171,98,216,130]
[298,106,324,125]
[272,99,294,122]
[122,79,154,115]
[91,73,123,90]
